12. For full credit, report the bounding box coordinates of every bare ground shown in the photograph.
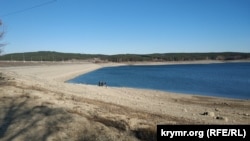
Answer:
[0,63,249,141]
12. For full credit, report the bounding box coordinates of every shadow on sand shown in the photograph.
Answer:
[0,97,72,141]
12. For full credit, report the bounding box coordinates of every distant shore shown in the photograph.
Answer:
[1,59,250,67]
[122,59,250,66]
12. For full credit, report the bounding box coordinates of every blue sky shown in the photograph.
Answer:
[0,0,249,55]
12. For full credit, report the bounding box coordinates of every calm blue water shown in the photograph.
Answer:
[67,62,250,99]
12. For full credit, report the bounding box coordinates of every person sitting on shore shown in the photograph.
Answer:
[98,81,101,86]
[98,81,107,87]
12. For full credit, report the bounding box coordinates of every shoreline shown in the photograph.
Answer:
[1,59,250,67]
[1,60,249,100]
[1,60,249,101]
[65,61,250,100]
[1,61,249,140]
[117,59,250,66]
[62,59,250,82]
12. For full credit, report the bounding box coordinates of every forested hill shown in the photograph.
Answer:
[0,51,250,62]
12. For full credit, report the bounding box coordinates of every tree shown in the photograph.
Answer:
[0,20,5,54]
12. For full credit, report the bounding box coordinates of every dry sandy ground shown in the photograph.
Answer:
[0,62,249,141]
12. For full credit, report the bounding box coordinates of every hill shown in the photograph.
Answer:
[0,51,250,62]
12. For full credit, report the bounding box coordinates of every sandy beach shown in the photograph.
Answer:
[0,61,249,141]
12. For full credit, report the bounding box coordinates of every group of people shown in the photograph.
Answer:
[98,81,107,87]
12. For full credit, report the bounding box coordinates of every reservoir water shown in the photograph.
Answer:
[67,62,250,99]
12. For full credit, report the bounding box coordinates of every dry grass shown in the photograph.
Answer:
[0,72,15,86]
[91,116,129,131]
[132,126,156,141]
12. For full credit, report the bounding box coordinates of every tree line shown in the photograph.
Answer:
[0,51,249,62]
